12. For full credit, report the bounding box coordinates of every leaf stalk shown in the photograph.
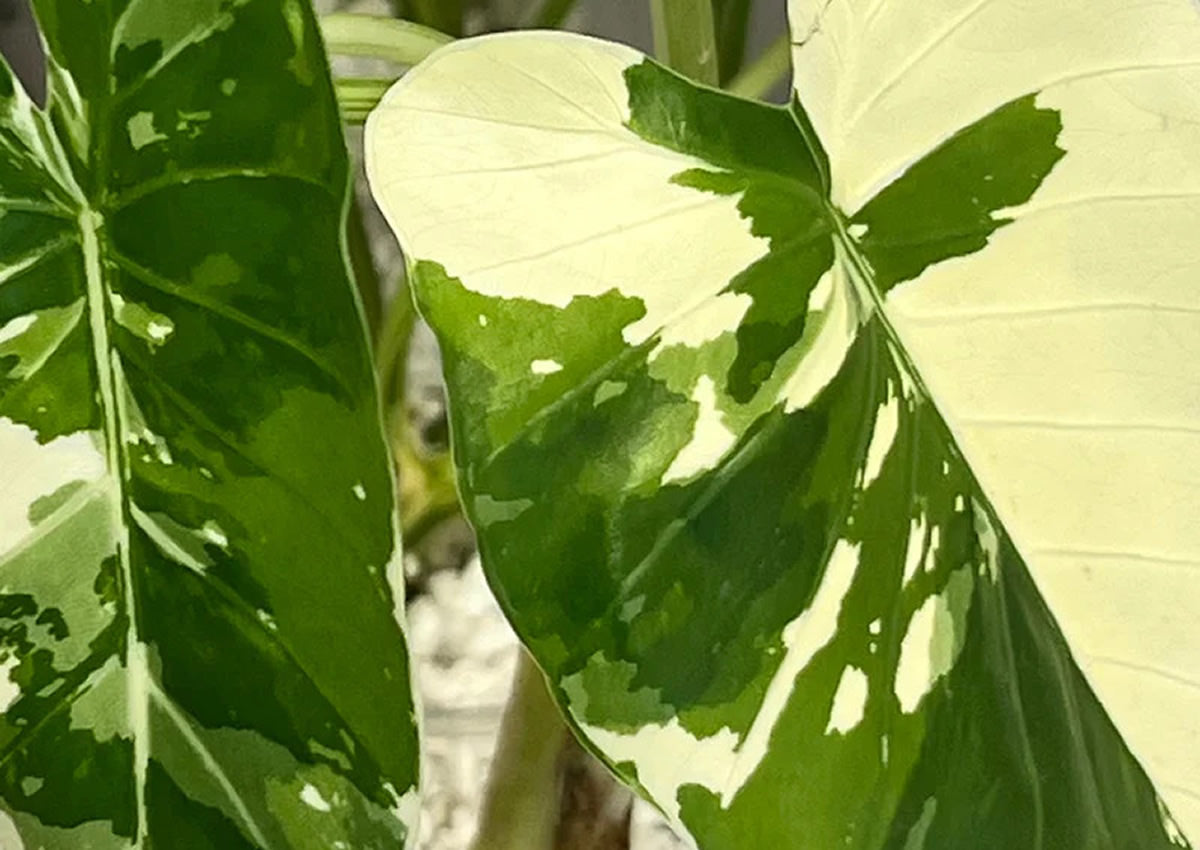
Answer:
[650,0,720,86]
[334,77,394,125]
[469,652,571,850]
[320,13,453,66]
[530,0,581,28]
[726,31,792,100]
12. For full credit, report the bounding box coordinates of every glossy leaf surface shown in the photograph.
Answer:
[366,5,1199,847]
[0,0,418,846]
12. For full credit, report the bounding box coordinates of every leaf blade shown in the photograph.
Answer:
[367,11,1199,847]
[0,0,419,845]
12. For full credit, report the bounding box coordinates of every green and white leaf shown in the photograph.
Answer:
[0,0,418,846]
[366,4,1198,847]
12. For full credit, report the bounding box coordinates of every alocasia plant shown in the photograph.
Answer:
[0,0,417,845]
[366,0,1200,847]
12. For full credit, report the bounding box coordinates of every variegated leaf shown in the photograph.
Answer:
[366,5,1198,847]
[0,0,418,846]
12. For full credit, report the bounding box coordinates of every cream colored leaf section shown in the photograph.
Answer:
[661,376,737,485]
[790,0,1200,836]
[0,419,105,557]
[789,0,1200,211]
[366,32,768,349]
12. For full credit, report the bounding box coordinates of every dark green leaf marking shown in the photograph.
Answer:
[852,95,1066,292]
[625,60,827,191]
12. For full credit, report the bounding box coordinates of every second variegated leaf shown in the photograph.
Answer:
[366,7,1199,846]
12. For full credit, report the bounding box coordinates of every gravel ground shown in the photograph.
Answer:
[406,559,690,850]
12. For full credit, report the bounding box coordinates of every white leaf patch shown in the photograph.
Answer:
[0,315,35,345]
[0,809,23,850]
[0,419,105,557]
[299,783,332,812]
[861,386,900,487]
[661,376,738,485]
[826,665,869,735]
[0,655,22,714]
[895,569,972,714]
[780,266,857,413]
[530,358,563,375]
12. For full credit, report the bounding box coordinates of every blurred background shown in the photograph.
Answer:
[0,1,788,847]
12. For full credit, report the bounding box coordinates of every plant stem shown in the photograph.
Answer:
[376,281,463,547]
[470,651,571,850]
[400,484,461,550]
[335,77,393,125]
[555,736,634,849]
[320,13,453,66]
[376,276,417,410]
[725,30,792,100]
[712,0,752,84]
[393,417,461,552]
[650,0,720,86]
[530,0,580,28]
[346,196,383,335]
[406,0,463,36]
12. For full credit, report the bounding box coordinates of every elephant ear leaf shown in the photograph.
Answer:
[366,3,1199,847]
[0,0,418,846]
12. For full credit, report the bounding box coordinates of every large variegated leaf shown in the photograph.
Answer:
[366,5,1198,847]
[0,0,417,845]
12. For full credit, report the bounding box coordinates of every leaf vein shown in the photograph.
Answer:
[1087,655,1200,693]
[0,233,78,288]
[109,249,353,399]
[458,195,735,276]
[117,352,378,571]
[0,481,106,575]
[0,634,121,775]
[957,416,1200,436]
[842,0,998,134]
[147,683,276,848]
[894,301,1200,325]
[107,168,331,211]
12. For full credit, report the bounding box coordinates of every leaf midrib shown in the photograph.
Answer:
[0,10,166,839]
[830,203,1052,840]
[81,206,295,848]
[79,207,152,843]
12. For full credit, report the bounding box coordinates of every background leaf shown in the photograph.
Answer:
[0,0,418,845]
[367,14,1200,848]
[712,0,751,84]
[650,0,719,85]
